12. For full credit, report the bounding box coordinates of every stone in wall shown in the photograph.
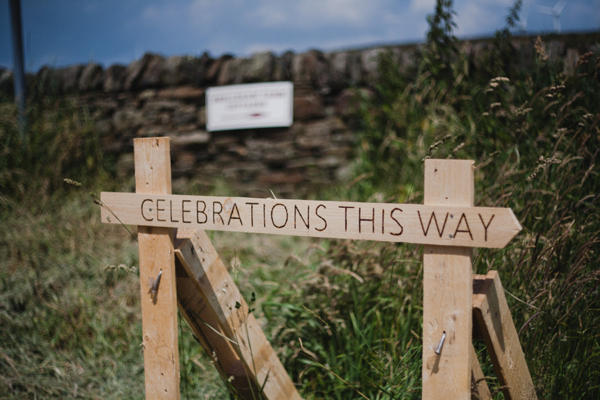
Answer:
[205,54,232,83]
[103,65,127,92]
[112,107,144,132]
[34,64,84,94]
[328,51,352,90]
[361,48,386,85]
[293,49,332,92]
[197,106,206,128]
[172,150,197,173]
[294,91,325,120]
[296,117,341,150]
[59,65,84,93]
[273,51,294,81]
[123,53,166,90]
[139,54,166,88]
[244,52,275,82]
[96,96,119,110]
[157,86,204,100]
[173,103,198,125]
[79,63,103,91]
[163,53,212,86]
[171,131,211,147]
[246,138,296,164]
[334,88,369,117]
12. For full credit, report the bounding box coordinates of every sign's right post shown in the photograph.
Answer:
[422,159,474,399]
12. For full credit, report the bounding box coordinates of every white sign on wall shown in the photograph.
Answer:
[206,82,294,131]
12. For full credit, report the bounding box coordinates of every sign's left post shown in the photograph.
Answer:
[134,137,180,399]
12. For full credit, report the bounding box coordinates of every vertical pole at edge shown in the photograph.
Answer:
[9,0,26,139]
[135,137,180,399]
[422,159,474,399]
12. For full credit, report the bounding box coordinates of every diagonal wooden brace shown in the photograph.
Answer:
[473,271,537,400]
[175,228,302,400]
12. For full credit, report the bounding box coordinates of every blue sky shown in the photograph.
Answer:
[1,0,599,72]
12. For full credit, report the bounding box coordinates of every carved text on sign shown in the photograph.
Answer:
[101,193,521,248]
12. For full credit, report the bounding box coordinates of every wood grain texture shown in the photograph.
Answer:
[422,159,474,400]
[473,271,537,400]
[470,344,492,400]
[175,228,302,400]
[134,137,180,399]
[175,259,259,398]
[100,192,521,248]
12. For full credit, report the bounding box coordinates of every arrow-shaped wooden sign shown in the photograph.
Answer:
[100,192,521,248]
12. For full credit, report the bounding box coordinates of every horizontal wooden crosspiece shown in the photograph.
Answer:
[100,192,521,248]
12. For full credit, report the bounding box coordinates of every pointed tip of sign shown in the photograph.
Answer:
[494,208,522,248]
[508,208,523,233]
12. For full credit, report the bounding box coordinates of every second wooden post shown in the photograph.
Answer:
[422,159,474,399]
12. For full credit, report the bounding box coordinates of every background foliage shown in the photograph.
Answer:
[1,1,599,398]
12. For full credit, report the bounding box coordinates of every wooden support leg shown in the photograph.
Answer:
[422,159,474,400]
[175,228,302,400]
[175,258,259,397]
[471,344,492,400]
[134,137,180,399]
[473,271,537,400]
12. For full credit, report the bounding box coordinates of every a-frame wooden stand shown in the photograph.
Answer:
[132,137,300,399]
[102,137,536,399]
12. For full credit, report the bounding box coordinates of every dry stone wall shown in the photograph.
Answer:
[1,33,598,196]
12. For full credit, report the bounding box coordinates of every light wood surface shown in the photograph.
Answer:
[175,228,302,400]
[473,271,537,400]
[175,257,259,397]
[103,144,534,400]
[470,344,492,400]
[100,192,521,248]
[134,137,180,399]
[422,159,474,399]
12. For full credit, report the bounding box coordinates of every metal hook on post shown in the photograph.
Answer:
[435,331,446,355]
[148,269,162,303]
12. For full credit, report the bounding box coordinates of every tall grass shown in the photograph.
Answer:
[1,3,599,398]
[0,96,109,208]
[266,4,600,398]
[0,99,230,398]
[325,27,600,400]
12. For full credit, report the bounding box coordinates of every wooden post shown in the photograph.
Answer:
[473,271,537,399]
[422,159,474,399]
[135,138,180,399]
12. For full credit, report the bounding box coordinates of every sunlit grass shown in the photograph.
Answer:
[1,30,599,400]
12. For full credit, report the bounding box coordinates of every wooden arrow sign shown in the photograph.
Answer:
[100,192,521,248]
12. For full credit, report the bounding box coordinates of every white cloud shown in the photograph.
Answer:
[410,0,436,13]
[251,2,290,27]
[249,0,390,28]
[456,2,506,36]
